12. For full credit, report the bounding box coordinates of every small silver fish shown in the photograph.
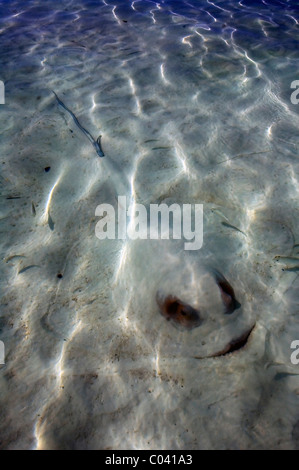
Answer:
[221,221,246,236]
[31,201,36,216]
[274,256,299,265]
[18,265,40,274]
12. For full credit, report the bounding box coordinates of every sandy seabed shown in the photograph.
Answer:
[1,0,299,450]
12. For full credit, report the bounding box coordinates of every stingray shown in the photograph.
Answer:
[212,269,241,314]
[193,324,256,359]
[156,292,202,331]
[156,290,254,358]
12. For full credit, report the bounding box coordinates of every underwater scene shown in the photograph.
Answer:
[1,0,299,450]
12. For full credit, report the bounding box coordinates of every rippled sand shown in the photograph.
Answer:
[1,0,299,450]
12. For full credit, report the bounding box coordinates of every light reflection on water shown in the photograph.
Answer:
[1,0,299,450]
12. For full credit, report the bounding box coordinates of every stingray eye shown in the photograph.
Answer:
[180,307,187,316]
[167,300,180,315]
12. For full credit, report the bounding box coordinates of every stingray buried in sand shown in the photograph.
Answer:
[156,293,202,331]
[212,269,241,314]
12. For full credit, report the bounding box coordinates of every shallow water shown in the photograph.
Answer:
[1,0,299,450]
